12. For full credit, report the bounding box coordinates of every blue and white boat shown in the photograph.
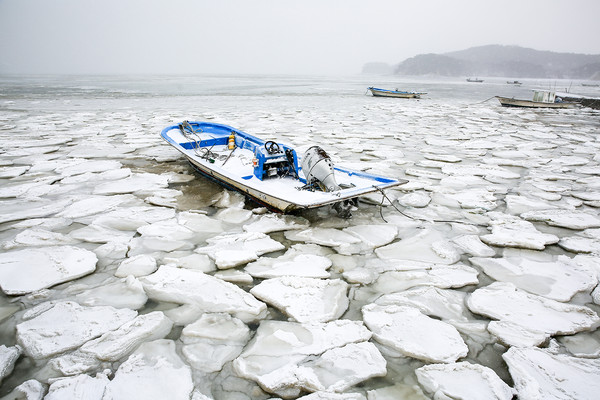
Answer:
[367,87,426,98]
[161,121,406,216]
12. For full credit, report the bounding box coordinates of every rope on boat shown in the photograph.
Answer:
[468,96,496,106]
[372,186,488,227]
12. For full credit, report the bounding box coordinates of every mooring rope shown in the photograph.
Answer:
[372,186,488,227]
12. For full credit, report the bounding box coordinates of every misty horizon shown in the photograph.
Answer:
[1,0,599,76]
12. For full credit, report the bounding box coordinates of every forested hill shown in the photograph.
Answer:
[390,45,600,79]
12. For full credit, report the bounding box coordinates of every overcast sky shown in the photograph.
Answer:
[1,0,599,75]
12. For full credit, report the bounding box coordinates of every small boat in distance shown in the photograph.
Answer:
[496,90,576,109]
[506,80,522,85]
[367,87,426,98]
[161,121,406,217]
[466,78,484,83]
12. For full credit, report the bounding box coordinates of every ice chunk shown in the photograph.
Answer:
[214,207,253,224]
[91,206,175,231]
[69,224,135,244]
[245,253,332,279]
[441,164,520,179]
[1,379,45,400]
[397,191,431,208]
[213,269,253,284]
[250,277,349,322]
[103,339,194,400]
[432,188,498,210]
[93,172,169,195]
[415,361,514,400]
[0,246,97,295]
[467,282,600,346]
[337,224,398,254]
[362,304,468,363]
[115,254,158,278]
[0,199,72,224]
[521,209,600,230]
[181,313,250,373]
[137,219,195,241]
[505,194,559,215]
[140,265,267,322]
[480,213,559,250]
[57,195,135,219]
[0,345,21,385]
[370,264,479,294]
[503,346,600,400]
[285,227,361,247]
[196,231,285,269]
[470,255,597,301]
[46,373,110,400]
[80,311,173,361]
[452,234,496,257]
[375,229,460,264]
[56,159,122,176]
[162,253,215,273]
[374,286,475,322]
[73,276,148,310]
[233,320,374,398]
[243,213,310,233]
[2,228,79,250]
[16,301,137,359]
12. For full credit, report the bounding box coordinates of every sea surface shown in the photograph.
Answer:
[1,74,600,399]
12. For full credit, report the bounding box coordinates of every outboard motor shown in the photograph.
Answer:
[302,146,353,218]
[301,146,341,192]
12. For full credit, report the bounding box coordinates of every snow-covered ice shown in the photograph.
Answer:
[2,75,600,399]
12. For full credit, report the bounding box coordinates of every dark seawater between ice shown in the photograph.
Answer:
[1,74,600,399]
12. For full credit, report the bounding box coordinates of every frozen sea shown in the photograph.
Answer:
[1,74,600,399]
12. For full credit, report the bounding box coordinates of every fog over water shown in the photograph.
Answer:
[1,0,599,75]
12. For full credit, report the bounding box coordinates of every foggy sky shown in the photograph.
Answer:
[1,0,599,75]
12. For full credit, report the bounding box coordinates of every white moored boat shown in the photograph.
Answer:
[161,121,407,217]
[496,90,576,109]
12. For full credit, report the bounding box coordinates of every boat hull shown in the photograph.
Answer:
[496,96,575,109]
[161,121,407,214]
[368,87,424,98]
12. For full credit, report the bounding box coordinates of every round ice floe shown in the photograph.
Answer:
[467,282,600,346]
[470,255,597,301]
[16,301,137,359]
[103,339,194,400]
[362,304,468,363]
[251,277,349,323]
[0,246,97,295]
[214,207,254,224]
[432,188,498,210]
[416,361,514,400]
[140,266,267,323]
[503,346,600,400]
